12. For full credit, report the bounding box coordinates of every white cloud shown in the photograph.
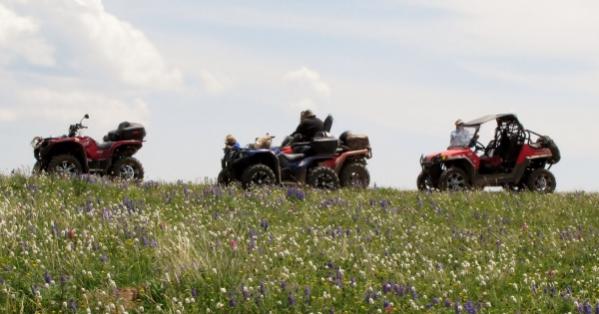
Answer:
[13,88,150,136]
[284,67,331,96]
[0,3,55,66]
[283,67,331,111]
[3,0,182,90]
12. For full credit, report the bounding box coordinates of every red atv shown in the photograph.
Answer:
[31,114,146,180]
[418,114,560,193]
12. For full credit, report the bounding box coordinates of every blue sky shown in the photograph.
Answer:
[1,0,598,190]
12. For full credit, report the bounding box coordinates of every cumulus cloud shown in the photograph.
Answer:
[12,88,150,134]
[0,3,55,66]
[3,0,182,90]
[283,67,331,111]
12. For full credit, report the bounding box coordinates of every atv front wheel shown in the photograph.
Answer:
[47,155,82,177]
[241,164,276,188]
[527,169,556,193]
[307,167,340,190]
[32,162,43,175]
[340,163,370,188]
[217,170,233,186]
[439,167,471,192]
[417,172,435,192]
[111,157,144,181]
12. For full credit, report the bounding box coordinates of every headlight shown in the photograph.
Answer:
[31,136,42,149]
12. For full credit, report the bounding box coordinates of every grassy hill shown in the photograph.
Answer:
[0,175,598,313]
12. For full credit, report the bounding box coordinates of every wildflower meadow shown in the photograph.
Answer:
[0,174,598,313]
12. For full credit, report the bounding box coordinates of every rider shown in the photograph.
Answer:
[291,110,325,142]
[450,119,474,148]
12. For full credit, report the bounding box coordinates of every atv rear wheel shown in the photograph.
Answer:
[111,157,144,181]
[439,167,471,192]
[527,169,556,193]
[47,155,82,177]
[307,166,340,190]
[417,172,435,192]
[241,164,276,188]
[340,163,370,188]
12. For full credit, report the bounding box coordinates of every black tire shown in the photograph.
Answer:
[241,164,276,188]
[32,162,43,175]
[439,167,471,192]
[527,169,556,193]
[110,157,144,181]
[307,166,340,190]
[217,170,232,186]
[340,163,370,188]
[47,155,82,177]
[417,171,435,192]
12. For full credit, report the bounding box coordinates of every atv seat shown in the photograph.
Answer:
[97,142,113,150]
[280,153,305,162]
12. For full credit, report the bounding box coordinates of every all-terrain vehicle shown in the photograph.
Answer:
[418,114,560,193]
[218,117,372,189]
[32,114,146,180]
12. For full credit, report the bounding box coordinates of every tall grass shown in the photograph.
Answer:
[0,174,597,313]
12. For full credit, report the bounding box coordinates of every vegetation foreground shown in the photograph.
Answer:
[0,175,598,313]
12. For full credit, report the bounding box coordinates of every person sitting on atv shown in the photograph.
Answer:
[290,110,325,143]
[450,119,476,148]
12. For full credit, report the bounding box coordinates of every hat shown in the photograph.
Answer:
[301,110,316,120]
[455,119,465,126]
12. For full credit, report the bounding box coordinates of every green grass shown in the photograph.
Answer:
[0,174,598,313]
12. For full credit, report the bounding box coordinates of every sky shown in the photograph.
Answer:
[0,0,597,191]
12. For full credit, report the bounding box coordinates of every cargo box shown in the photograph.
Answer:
[105,122,146,141]
[310,137,338,155]
[340,132,370,150]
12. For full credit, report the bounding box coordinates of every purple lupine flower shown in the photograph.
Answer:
[465,301,476,314]
[583,302,592,314]
[100,254,108,263]
[43,271,52,284]
[259,282,267,296]
[280,281,287,291]
[228,296,237,308]
[444,299,453,308]
[304,287,311,304]
[191,288,198,299]
[410,286,419,300]
[383,283,392,294]
[260,219,269,232]
[68,299,77,312]
[594,302,599,314]
[288,293,296,306]
[286,187,305,201]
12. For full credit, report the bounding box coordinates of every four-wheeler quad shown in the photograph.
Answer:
[218,117,372,189]
[31,114,147,180]
[418,114,560,193]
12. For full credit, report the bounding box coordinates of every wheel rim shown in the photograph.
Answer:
[250,170,273,186]
[55,161,78,176]
[445,172,467,191]
[419,175,434,191]
[119,164,136,180]
[348,171,367,188]
[533,174,552,192]
[315,172,337,189]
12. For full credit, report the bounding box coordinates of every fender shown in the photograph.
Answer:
[233,149,282,184]
[109,140,144,157]
[42,140,89,171]
[331,149,371,172]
